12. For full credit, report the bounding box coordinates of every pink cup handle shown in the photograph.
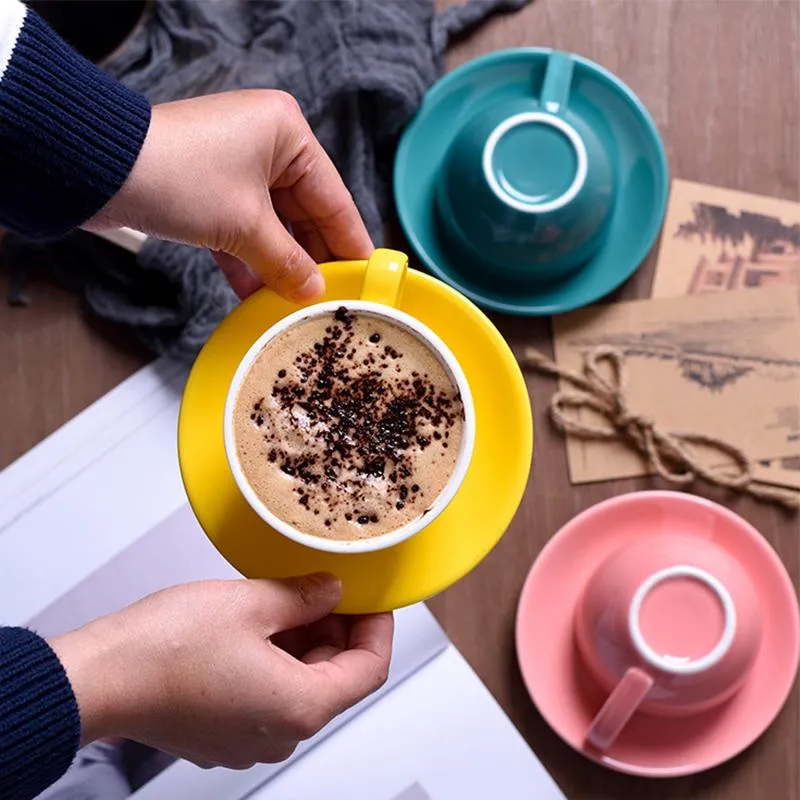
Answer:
[585,667,654,751]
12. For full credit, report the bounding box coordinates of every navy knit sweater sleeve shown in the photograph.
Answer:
[0,628,81,800]
[0,0,152,239]
[1,2,151,797]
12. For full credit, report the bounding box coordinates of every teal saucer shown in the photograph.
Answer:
[393,48,669,315]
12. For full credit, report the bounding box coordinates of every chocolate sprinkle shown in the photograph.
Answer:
[334,306,353,324]
[243,308,463,530]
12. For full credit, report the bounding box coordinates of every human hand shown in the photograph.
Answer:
[50,574,393,769]
[85,90,373,303]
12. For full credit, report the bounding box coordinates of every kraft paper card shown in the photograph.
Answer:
[552,286,800,485]
[651,178,800,488]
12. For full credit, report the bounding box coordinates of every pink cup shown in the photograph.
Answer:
[575,534,763,751]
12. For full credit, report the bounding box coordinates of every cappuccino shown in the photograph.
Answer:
[233,307,464,540]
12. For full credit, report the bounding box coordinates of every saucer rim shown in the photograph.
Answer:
[394,46,669,316]
[514,490,800,778]
[177,262,533,613]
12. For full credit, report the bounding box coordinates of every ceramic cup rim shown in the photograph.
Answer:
[481,111,589,214]
[222,299,476,555]
[627,565,738,677]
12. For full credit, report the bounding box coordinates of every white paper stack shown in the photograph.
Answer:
[0,358,565,800]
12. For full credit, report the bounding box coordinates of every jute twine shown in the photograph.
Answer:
[521,345,800,511]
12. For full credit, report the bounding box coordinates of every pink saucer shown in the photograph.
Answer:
[515,491,800,777]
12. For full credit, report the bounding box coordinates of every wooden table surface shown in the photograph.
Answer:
[1,1,799,798]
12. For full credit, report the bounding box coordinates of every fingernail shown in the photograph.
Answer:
[292,271,325,303]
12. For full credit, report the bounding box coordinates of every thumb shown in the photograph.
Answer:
[238,212,325,303]
[256,573,342,634]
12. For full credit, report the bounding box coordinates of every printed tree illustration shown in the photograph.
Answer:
[675,206,708,243]
[739,212,787,263]
[676,203,799,263]
[705,205,744,262]
[676,204,743,262]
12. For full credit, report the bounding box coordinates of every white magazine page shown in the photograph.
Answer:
[0,358,186,535]
[0,359,564,800]
[130,627,447,800]
[0,361,188,623]
[0,364,446,798]
[24,508,447,800]
[248,647,566,800]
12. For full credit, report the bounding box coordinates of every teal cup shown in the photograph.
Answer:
[435,51,616,284]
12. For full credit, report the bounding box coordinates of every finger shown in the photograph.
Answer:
[272,130,373,261]
[307,614,350,649]
[270,626,308,658]
[212,251,263,300]
[293,224,334,264]
[227,761,258,772]
[299,614,350,663]
[302,643,345,665]
[273,613,349,661]
[308,612,394,712]
[272,188,333,263]
[259,741,299,764]
[253,573,343,635]
[345,613,394,661]
[237,211,325,303]
[272,188,332,262]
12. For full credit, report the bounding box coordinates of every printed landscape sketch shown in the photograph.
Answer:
[567,316,800,393]
[676,206,800,294]
[552,286,800,486]
[655,180,800,297]
[652,180,800,488]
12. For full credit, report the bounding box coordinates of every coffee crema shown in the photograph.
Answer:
[233,307,464,540]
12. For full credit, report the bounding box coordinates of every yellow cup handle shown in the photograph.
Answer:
[360,249,408,307]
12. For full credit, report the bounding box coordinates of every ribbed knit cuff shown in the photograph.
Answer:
[0,8,151,239]
[0,627,81,800]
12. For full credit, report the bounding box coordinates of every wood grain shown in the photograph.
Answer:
[428,1,800,798]
[0,265,150,467]
[2,1,799,797]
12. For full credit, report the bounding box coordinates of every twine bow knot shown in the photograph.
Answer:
[521,345,800,511]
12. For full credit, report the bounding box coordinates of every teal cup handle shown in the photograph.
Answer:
[435,49,617,285]
[540,50,574,113]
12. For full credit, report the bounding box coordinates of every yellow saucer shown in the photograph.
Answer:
[178,254,533,613]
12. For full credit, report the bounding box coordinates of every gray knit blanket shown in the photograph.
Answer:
[3,0,531,361]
